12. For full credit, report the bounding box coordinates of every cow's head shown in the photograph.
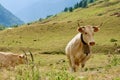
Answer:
[18,54,28,64]
[78,24,100,46]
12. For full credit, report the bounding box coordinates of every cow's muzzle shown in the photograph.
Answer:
[89,42,95,46]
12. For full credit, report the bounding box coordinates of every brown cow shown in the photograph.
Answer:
[65,24,100,72]
[0,52,28,68]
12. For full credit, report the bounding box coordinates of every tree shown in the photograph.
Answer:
[78,1,83,7]
[46,15,52,19]
[39,18,43,21]
[89,0,94,3]
[74,2,79,9]
[82,0,88,8]
[69,7,73,12]
[64,7,68,12]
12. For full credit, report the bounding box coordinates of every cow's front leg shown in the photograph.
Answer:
[80,63,85,72]
[80,54,91,72]
[70,66,76,72]
[69,56,77,72]
[81,63,85,68]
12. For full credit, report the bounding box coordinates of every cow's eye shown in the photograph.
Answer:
[85,32,87,35]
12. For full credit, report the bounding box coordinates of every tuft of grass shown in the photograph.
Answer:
[114,78,120,80]
[45,70,75,80]
[109,55,120,66]
[15,65,41,80]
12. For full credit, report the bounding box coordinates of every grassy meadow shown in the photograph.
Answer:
[0,0,120,80]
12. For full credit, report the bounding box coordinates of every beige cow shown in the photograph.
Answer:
[0,52,27,68]
[65,24,100,72]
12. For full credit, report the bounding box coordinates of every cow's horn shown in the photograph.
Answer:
[29,50,34,63]
[22,50,28,64]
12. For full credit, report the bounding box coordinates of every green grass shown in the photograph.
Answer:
[0,53,120,80]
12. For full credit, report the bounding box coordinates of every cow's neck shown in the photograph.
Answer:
[81,34,87,45]
[80,34,90,56]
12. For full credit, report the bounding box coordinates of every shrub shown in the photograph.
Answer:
[110,38,118,42]
[97,13,103,16]
[27,22,32,25]
[12,24,19,28]
[39,18,43,21]
[0,25,6,30]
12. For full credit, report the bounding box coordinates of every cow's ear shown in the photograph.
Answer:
[93,27,100,32]
[78,27,85,33]
[19,54,24,58]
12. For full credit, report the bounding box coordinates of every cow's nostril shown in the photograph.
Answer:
[89,42,95,46]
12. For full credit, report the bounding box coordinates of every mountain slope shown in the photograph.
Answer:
[0,0,119,53]
[0,4,24,26]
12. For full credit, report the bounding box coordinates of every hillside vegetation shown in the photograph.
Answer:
[0,0,119,53]
[0,0,120,80]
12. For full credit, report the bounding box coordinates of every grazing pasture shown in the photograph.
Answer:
[0,53,120,80]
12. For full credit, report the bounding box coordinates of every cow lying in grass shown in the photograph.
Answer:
[0,51,33,68]
[65,23,101,72]
[0,52,27,68]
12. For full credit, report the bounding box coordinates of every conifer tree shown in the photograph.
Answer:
[74,2,79,9]
[78,1,83,7]
[64,7,68,12]
[89,0,94,3]
[82,0,88,8]
[69,7,73,12]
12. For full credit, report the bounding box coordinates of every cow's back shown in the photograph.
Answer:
[0,52,19,67]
